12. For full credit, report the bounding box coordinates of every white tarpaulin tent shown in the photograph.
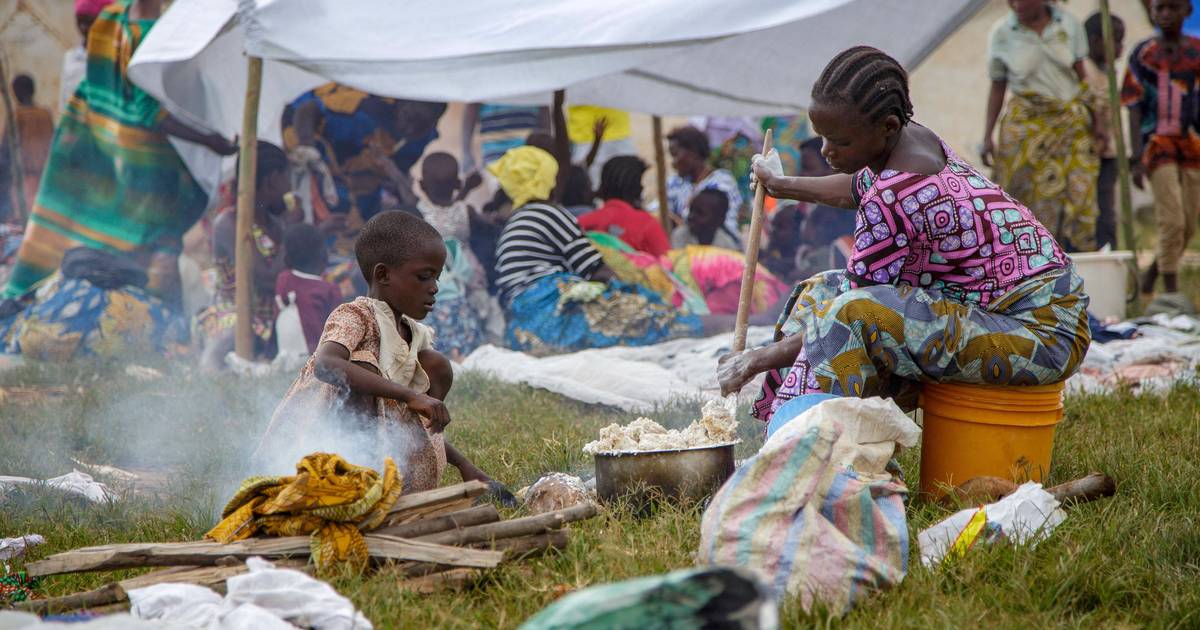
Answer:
[129,0,985,197]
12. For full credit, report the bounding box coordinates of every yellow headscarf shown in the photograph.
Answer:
[487,145,558,208]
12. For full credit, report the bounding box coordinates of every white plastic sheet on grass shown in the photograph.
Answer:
[129,556,372,630]
[0,470,113,503]
[460,327,775,411]
[918,482,1066,567]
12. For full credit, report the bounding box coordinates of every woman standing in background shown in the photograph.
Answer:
[982,0,1101,252]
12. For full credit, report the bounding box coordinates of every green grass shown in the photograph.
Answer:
[2,360,1198,628]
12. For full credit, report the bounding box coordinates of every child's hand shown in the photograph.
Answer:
[461,171,483,196]
[1131,162,1146,190]
[980,137,996,167]
[408,393,451,432]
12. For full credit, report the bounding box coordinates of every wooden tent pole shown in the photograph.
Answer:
[731,129,773,354]
[652,115,670,233]
[1101,0,1137,262]
[234,56,263,360]
[0,50,28,221]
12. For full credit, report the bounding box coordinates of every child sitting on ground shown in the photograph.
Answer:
[671,189,743,251]
[276,223,344,354]
[255,211,503,495]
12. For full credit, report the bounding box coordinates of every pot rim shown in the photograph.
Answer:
[590,441,740,459]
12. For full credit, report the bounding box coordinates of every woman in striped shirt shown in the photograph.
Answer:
[489,146,702,354]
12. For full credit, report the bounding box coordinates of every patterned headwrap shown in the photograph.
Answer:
[487,145,558,208]
[75,0,110,17]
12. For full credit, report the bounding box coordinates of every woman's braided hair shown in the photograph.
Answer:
[597,155,648,206]
[811,46,913,125]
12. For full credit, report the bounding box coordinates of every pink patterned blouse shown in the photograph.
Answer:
[846,138,1067,307]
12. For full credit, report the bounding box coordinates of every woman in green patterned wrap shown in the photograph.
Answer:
[2,0,235,303]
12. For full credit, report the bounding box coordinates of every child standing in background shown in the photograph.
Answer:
[416,152,496,357]
[1123,0,1200,294]
[257,211,506,497]
[1084,11,1126,251]
[276,223,343,354]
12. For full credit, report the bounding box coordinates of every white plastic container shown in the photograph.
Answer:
[1069,251,1135,321]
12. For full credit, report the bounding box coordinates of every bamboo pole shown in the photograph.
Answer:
[1101,0,1137,263]
[234,57,263,360]
[0,50,27,221]
[731,130,773,353]
[652,115,670,233]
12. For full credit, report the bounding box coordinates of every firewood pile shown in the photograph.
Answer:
[15,480,597,615]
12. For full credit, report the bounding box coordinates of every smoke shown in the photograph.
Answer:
[46,361,424,514]
[246,384,425,481]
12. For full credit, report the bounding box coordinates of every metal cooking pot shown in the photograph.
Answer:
[594,443,736,508]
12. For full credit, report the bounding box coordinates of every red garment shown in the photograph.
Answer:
[578,199,670,257]
[275,269,344,353]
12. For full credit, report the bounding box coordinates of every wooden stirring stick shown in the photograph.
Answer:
[731,129,774,355]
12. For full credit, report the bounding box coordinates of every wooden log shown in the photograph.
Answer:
[13,562,306,615]
[26,534,501,577]
[366,536,502,568]
[379,480,489,527]
[389,534,569,593]
[372,504,499,538]
[16,583,126,615]
[487,530,570,561]
[396,568,481,594]
[938,473,1116,509]
[390,497,476,525]
[416,502,597,547]
[1049,473,1116,505]
[936,476,1016,508]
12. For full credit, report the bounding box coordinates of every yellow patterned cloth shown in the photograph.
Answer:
[487,146,558,208]
[993,92,1098,252]
[206,453,403,571]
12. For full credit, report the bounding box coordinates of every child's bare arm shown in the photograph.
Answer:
[313,341,451,429]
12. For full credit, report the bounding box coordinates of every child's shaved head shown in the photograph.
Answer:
[422,152,458,184]
[420,152,460,204]
[354,211,444,283]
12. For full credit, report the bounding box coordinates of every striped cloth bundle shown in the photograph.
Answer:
[698,396,920,614]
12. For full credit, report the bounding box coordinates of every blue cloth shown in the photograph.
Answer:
[285,89,439,219]
[1186,12,1200,38]
[505,272,702,354]
[1088,311,1137,344]
[765,393,840,440]
[479,104,543,166]
[3,274,181,359]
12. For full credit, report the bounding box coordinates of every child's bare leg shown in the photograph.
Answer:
[418,349,489,483]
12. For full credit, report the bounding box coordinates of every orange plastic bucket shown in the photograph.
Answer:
[918,381,1065,496]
